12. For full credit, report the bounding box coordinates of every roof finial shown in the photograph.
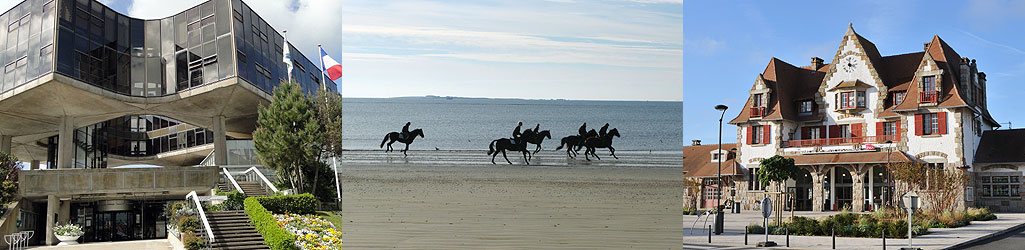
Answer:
[845,22,855,36]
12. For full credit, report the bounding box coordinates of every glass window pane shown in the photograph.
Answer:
[217,35,233,78]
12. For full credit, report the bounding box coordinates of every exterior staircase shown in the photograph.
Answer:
[218,181,270,196]
[197,211,269,250]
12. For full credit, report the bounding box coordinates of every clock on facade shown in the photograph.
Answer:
[841,56,859,73]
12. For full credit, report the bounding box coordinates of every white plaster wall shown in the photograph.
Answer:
[905,109,961,166]
[819,38,886,135]
[737,121,781,165]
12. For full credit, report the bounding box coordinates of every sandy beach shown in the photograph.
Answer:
[340,150,682,249]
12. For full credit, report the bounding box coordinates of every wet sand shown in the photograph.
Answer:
[341,150,682,249]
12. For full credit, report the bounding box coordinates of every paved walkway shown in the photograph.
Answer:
[26,239,173,250]
[683,212,1025,250]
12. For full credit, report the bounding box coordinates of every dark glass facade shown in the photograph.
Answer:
[46,115,217,168]
[0,0,334,97]
[0,0,56,93]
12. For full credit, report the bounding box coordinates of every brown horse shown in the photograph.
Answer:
[556,129,598,158]
[488,129,535,164]
[582,128,620,161]
[380,128,424,157]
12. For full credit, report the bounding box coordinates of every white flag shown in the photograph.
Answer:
[283,34,294,81]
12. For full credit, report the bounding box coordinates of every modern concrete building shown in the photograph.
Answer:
[0,0,333,245]
[683,24,1007,214]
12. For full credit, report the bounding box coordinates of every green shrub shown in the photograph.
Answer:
[178,216,199,233]
[967,207,997,221]
[245,197,299,250]
[225,191,247,211]
[747,223,764,234]
[255,194,318,215]
[790,216,819,235]
[182,232,204,250]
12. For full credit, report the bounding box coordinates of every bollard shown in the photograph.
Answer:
[832,227,836,249]
[786,227,790,247]
[745,225,749,245]
[708,225,712,243]
[882,229,886,249]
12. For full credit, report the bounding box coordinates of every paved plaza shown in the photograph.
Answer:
[25,239,173,250]
[683,211,1025,250]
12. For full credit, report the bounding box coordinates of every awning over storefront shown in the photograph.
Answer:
[790,150,910,166]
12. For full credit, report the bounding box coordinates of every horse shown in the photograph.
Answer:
[488,129,535,165]
[555,129,598,158]
[380,128,424,157]
[522,129,551,157]
[582,128,620,161]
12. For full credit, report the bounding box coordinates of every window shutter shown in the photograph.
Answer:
[851,123,862,137]
[834,93,839,110]
[747,127,753,144]
[876,122,884,137]
[915,114,923,136]
[763,125,771,144]
[829,125,840,138]
[938,112,947,134]
[895,120,902,141]
[819,125,827,139]
[801,127,811,139]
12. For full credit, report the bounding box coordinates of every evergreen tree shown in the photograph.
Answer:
[253,81,322,194]
[311,88,344,200]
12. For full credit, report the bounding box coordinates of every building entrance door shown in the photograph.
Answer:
[93,211,134,242]
[834,166,854,210]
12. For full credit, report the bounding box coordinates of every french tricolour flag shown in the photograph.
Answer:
[320,48,342,81]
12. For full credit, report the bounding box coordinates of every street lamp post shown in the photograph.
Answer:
[714,104,729,235]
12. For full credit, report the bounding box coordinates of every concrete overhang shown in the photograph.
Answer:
[0,73,271,162]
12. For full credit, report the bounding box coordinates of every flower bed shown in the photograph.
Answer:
[748,207,998,238]
[274,213,342,250]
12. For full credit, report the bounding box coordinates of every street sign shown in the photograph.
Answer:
[902,192,919,210]
[761,197,772,218]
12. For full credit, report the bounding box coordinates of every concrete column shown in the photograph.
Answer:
[30,160,39,170]
[852,166,866,212]
[45,195,57,245]
[812,169,825,212]
[58,200,71,225]
[56,116,75,169]
[213,116,227,166]
[0,135,11,154]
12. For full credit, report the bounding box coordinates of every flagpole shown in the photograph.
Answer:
[320,44,343,207]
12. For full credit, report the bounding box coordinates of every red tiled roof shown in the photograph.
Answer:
[731,26,998,126]
[682,143,742,178]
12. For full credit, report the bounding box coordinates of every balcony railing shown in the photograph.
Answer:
[783,135,902,148]
[750,107,766,118]
[920,90,939,103]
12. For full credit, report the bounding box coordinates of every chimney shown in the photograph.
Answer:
[691,140,701,146]
[810,57,824,69]
[923,42,931,51]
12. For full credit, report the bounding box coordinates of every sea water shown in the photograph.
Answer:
[342,97,682,151]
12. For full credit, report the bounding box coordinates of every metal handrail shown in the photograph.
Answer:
[242,167,279,193]
[185,191,215,243]
[222,168,245,194]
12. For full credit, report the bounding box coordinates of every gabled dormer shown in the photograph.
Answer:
[749,74,771,119]
[710,149,733,163]
[915,53,944,105]
[819,24,887,117]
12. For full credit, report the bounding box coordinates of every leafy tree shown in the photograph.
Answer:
[0,152,17,206]
[888,161,967,213]
[254,81,323,194]
[757,155,798,222]
[310,88,343,200]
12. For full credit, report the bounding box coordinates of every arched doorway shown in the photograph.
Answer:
[864,165,894,211]
[787,168,813,211]
[824,166,854,211]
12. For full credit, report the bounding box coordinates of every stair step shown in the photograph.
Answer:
[214,245,271,250]
[212,239,268,246]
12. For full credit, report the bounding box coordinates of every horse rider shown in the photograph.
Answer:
[512,121,524,145]
[599,123,610,138]
[400,122,411,140]
[533,123,540,135]
[578,123,587,137]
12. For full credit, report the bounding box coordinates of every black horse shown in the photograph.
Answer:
[522,129,552,157]
[555,129,598,158]
[488,129,536,165]
[380,128,424,157]
[583,128,620,161]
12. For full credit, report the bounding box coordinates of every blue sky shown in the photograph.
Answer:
[0,0,682,101]
[684,0,1025,144]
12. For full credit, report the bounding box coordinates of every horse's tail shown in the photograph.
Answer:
[555,138,565,150]
[380,134,389,148]
[488,140,497,155]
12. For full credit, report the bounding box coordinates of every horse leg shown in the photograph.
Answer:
[491,149,498,164]
[584,147,591,161]
[609,146,618,159]
[403,144,410,157]
[522,150,530,165]
[502,150,512,164]
[534,144,541,154]
[591,147,601,160]
[386,141,395,152]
